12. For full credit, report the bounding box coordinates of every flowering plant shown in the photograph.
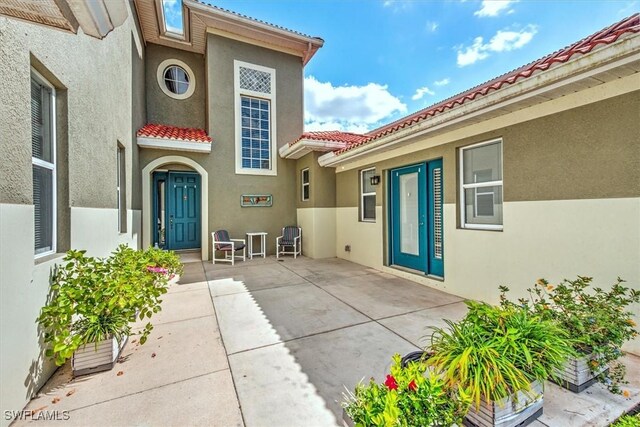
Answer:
[342,353,470,427]
[38,245,182,365]
[499,276,640,393]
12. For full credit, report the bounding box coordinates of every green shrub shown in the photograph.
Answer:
[342,353,470,427]
[38,245,182,365]
[500,276,640,393]
[611,414,640,427]
[427,301,572,409]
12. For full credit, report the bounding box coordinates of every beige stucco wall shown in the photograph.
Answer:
[297,208,337,258]
[0,6,145,423]
[139,34,303,256]
[330,89,640,354]
[145,43,206,130]
[296,152,336,208]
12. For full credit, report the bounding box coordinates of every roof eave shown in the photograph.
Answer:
[319,34,640,168]
[185,0,323,64]
[279,139,349,159]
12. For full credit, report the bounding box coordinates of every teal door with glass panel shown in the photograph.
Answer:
[389,160,444,277]
[167,172,201,250]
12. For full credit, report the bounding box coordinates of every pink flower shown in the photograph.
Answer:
[146,266,168,274]
[385,375,398,391]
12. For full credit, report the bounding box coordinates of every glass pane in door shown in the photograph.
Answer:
[399,172,419,255]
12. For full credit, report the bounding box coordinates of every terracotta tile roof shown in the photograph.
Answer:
[324,13,639,156]
[137,123,212,143]
[290,131,368,146]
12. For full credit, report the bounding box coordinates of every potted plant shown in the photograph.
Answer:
[38,245,182,375]
[500,276,640,393]
[427,301,572,427]
[342,353,470,427]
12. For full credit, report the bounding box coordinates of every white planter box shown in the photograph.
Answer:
[464,380,543,427]
[72,335,128,376]
[552,353,605,393]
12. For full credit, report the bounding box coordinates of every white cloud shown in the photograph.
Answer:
[426,21,439,32]
[382,0,412,12]
[411,86,435,101]
[434,78,450,86]
[304,76,407,132]
[456,25,537,66]
[474,0,518,17]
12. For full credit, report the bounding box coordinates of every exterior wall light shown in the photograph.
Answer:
[370,175,381,186]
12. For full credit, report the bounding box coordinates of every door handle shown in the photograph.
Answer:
[170,215,174,229]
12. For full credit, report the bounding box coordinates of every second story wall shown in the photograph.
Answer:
[145,43,206,130]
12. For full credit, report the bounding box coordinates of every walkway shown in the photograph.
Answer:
[16,255,640,426]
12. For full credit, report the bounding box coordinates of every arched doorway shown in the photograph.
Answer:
[142,156,209,260]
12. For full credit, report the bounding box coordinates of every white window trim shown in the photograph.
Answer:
[459,138,503,231]
[234,60,277,176]
[301,168,310,201]
[31,68,57,259]
[360,167,376,222]
[156,59,196,100]
[117,144,126,233]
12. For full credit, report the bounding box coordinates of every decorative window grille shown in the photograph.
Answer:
[239,66,271,94]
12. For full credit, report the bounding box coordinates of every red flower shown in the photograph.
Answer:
[408,380,417,391]
[385,375,398,390]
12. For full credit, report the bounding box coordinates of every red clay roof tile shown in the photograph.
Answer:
[137,123,212,143]
[290,131,368,147]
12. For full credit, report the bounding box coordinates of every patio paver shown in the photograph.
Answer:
[16,255,640,427]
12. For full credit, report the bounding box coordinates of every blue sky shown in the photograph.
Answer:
[165,0,638,133]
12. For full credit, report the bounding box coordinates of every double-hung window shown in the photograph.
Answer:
[234,61,277,176]
[460,139,503,230]
[301,168,310,201]
[360,168,376,222]
[31,70,56,256]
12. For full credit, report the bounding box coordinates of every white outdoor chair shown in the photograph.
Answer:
[276,226,302,259]
[212,230,246,265]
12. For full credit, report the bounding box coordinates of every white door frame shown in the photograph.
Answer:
[142,156,209,261]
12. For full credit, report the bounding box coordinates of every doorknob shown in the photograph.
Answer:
[169,215,174,228]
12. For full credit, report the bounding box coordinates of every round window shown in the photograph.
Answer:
[163,65,190,95]
[156,59,196,100]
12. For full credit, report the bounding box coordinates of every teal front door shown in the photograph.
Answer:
[167,172,201,250]
[390,159,444,277]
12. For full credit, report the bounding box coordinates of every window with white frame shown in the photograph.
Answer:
[360,168,376,222]
[460,139,503,229]
[117,144,127,233]
[31,71,56,256]
[301,168,310,201]
[234,60,276,175]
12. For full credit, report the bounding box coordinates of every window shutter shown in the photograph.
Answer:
[33,165,53,254]
[31,80,44,159]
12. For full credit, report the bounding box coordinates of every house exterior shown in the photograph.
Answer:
[0,0,638,422]
[283,14,640,353]
[0,0,321,422]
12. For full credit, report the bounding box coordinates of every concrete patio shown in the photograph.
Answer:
[16,255,640,426]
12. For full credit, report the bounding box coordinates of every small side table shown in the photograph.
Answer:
[246,232,267,259]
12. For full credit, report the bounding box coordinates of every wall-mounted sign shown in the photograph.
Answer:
[241,194,273,207]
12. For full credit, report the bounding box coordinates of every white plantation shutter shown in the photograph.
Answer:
[31,74,55,255]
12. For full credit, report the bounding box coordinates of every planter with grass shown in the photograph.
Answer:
[500,276,640,394]
[38,245,182,376]
[427,301,572,427]
[342,353,470,427]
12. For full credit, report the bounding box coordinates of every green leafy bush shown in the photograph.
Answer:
[342,353,470,427]
[500,276,640,394]
[38,245,182,365]
[427,301,572,409]
[611,414,640,427]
